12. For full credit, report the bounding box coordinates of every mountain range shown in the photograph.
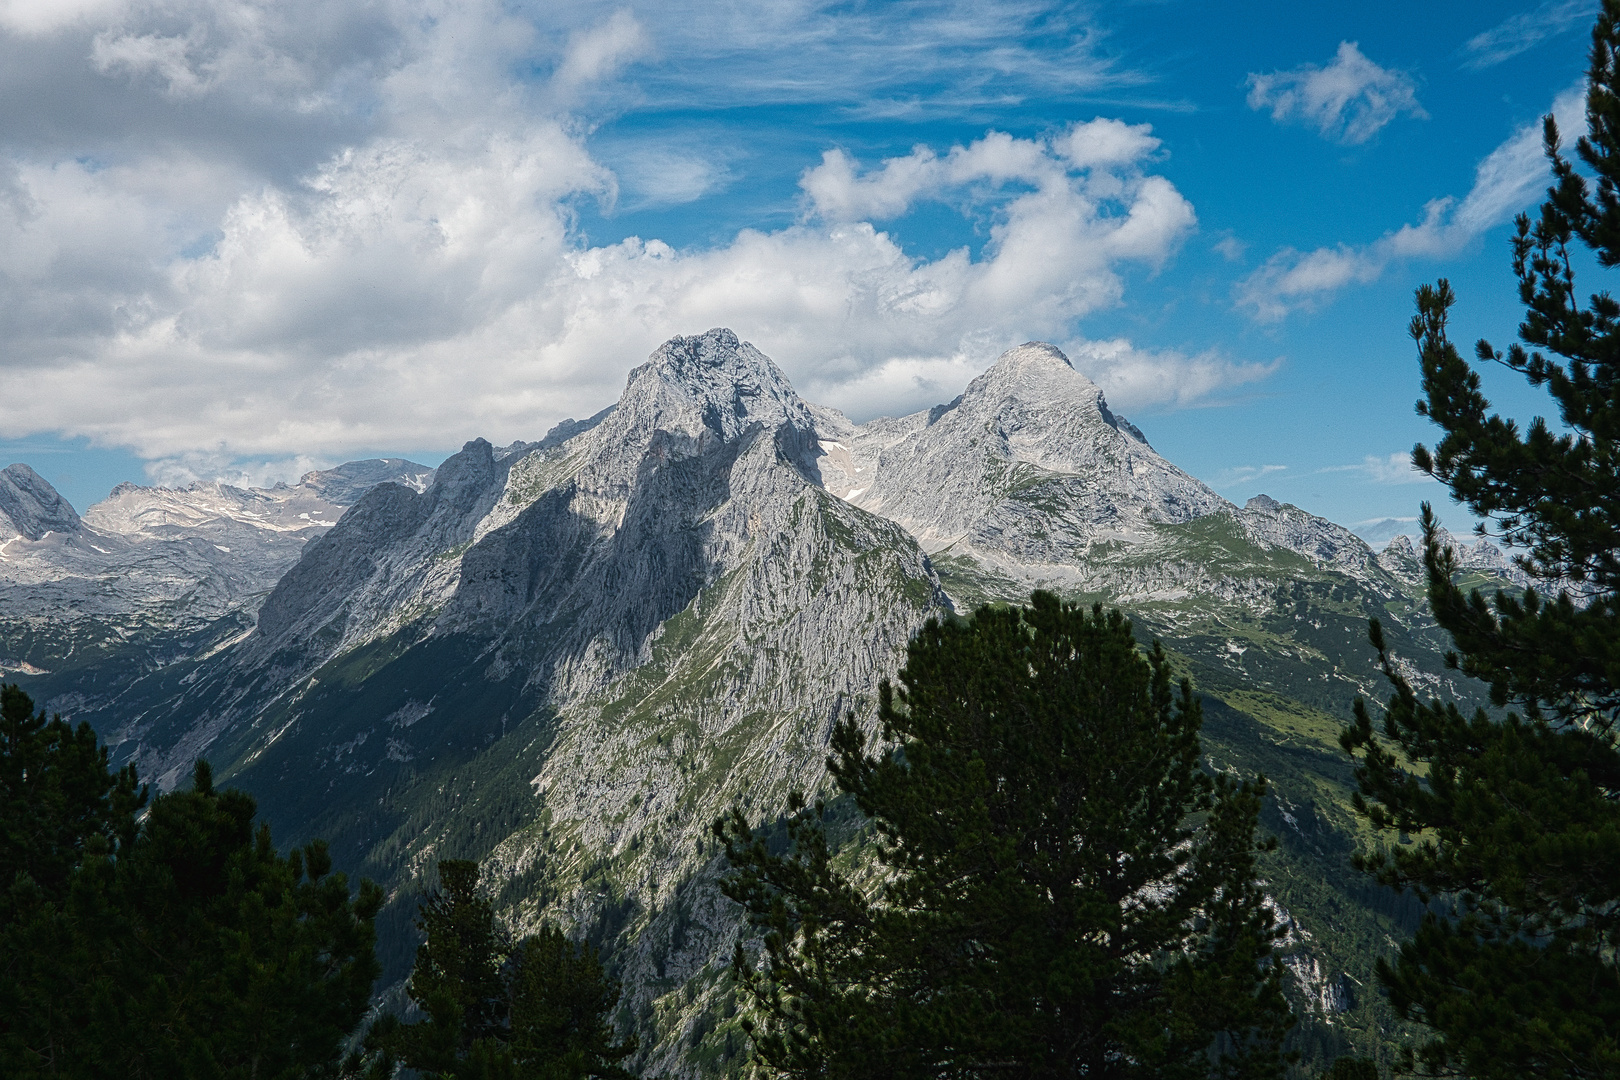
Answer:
[2,330,1519,1075]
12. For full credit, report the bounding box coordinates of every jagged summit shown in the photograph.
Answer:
[991,340,1075,371]
[0,464,80,540]
[953,342,1093,422]
[820,340,1226,552]
[617,328,814,445]
[938,341,1148,474]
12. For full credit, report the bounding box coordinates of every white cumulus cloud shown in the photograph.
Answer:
[1320,453,1438,486]
[1059,338,1280,412]
[1246,42,1426,145]
[0,0,1269,484]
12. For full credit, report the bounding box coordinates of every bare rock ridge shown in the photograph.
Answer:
[0,459,433,683]
[64,331,949,1079]
[6,329,1536,1076]
[813,342,1221,551]
[813,340,1393,602]
[0,463,81,540]
[182,326,941,732]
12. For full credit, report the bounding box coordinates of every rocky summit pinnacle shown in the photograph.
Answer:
[947,341,1149,474]
[816,341,1226,557]
[0,464,81,540]
[619,328,815,445]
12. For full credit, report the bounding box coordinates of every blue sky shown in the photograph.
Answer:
[0,0,1601,542]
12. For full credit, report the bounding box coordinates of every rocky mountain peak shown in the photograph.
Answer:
[966,342,1091,411]
[0,464,81,540]
[990,340,1076,374]
[299,459,436,504]
[938,342,1151,476]
[818,341,1228,557]
[617,328,815,445]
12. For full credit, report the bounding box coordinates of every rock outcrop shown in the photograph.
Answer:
[8,333,1532,1076]
[0,460,432,684]
[0,463,81,541]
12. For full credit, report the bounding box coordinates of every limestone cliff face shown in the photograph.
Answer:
[819,342,1223,552]
[0,460,432,684]
[54,331,948,1075]
[811,342,1402,615]
[10,333,1526,1076]
[0,463,81,541]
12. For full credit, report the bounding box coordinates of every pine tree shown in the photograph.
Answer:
[1340,5,1620,1076]
[717,593,1294,1080]
[374,860,637,1080]
[0,686,384,1079]
[0,683,145,1075]
[83,760,385,1078]
[0,683,144,901]
[507,927,638,1080]
[393,859,515,1074]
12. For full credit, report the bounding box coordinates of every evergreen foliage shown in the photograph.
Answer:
[1,682,146,1075]
[716,593,1295,1080]
[1341,5,1620,1076]
[0,685,383,1079]
[1321,1060,1379,1080]
[368,859,638,1080]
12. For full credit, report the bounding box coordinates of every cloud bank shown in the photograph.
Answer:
[0,0,1270,482]
[1321,453,1439,486]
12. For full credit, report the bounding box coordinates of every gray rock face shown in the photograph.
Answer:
[0,464,81,541]
[1233,494,1385,581]
[820,342,1223,555]
[0,460,431,682]
[244,438,511,669]
[151,325,946,724]
[298,459,435,505]
[9,331,1536,1076]
[809,343,1393,609]
[38,330,948,1076]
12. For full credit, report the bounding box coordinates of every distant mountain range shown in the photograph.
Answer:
[1,331,1524,1076]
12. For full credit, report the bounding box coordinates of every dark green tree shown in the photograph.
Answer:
[717,593,1294,1080]
[0,683,145,902]
[374,860,637,1080]
[0,683,145,1075]
[1340,5,1620,1077]
[0,684,384,1079]
[375,858,514,1078]
[507,928,638,1080]
[80,760,385,1079]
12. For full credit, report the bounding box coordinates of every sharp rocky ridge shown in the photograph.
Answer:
[0,458,436,684]
[3,329,1527,1076]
